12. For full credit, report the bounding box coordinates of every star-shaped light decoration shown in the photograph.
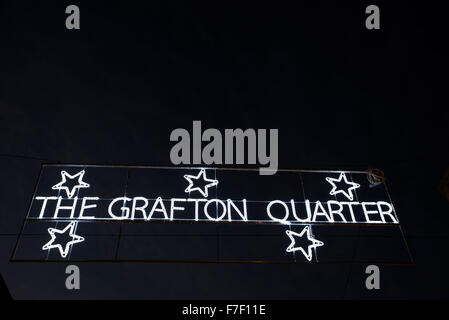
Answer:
[325,172,360,201]
[184,169,218,198]
[42,222,85,258]
[285,226,324,261]
[52,170,90,198]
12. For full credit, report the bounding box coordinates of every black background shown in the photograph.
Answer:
[0,0,448,299]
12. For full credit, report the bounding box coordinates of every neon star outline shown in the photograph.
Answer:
[325,172,360,201]
[42,222,85,258]
[285,226,324,261]
[52,170,90,198]
[184,169,218,198]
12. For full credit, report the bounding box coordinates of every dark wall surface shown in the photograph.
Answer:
[0,0,448,299]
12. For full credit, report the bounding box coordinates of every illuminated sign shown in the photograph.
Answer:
[11,165,412,264]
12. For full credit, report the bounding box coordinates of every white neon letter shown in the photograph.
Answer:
[79,197,99,219]
[204,199,227,221]
[131,197,149,220]
[35,196,57,219]
[227,199,248,222]
[148,197,169,220]
[54,196,78,219]
[327,200,347,223]
[187,198,207,221]
[170,198,187,220]
[108,197,131,220]
[290,199,311,222]
[312,200,333,223]
[340,202,359,222]
[266,200,290,224]
[377,201,398,223]
[362,202,382,223]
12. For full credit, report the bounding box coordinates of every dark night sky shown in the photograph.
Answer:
[0,0,448,299]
